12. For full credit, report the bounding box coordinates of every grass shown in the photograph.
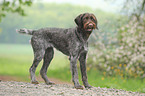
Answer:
[0,44,145,93]
[87,70,145,93]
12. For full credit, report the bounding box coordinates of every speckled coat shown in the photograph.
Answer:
[17,13,98,89]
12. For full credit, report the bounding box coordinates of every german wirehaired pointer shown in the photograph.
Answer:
[17,13,98,89]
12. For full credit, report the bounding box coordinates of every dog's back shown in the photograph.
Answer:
[17,27,77,55]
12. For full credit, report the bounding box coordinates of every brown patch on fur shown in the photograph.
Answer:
[82,14,97,31]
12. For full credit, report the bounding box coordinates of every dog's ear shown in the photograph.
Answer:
[74,14,84,27]
[91,14,99,30]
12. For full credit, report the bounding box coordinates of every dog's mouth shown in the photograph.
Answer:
[86,27,93,32]
[84,23,96,32]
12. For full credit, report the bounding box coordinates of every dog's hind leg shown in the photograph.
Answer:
[29,50,44,84]
[40,47,54,85]
[30,39,45,84]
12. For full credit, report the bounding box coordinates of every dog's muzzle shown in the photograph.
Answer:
[85,23,96,32]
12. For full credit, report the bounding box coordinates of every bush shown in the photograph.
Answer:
[88,16,145,79]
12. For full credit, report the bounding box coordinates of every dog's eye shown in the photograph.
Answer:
[85,17,89,20]
[90,17,94,20]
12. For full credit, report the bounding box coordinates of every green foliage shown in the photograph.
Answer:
[88,16,145,80]
[109,0,145,20]
[0,0,32,22]
[121,0,145,20]
[0,3,120,44]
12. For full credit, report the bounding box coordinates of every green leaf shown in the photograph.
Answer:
[4,1,10,6]
[25,1,32,6]
[12,0,16,7]
[19,0,23,4]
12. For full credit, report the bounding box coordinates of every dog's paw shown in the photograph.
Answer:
[31,81,39,84]
[46,81,55,85]
[75,85,84,89]
[85,85,93,89]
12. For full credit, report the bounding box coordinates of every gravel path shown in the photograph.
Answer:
[0,81,144,96]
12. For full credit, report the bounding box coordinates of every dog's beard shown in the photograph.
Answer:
[84,22,96,32]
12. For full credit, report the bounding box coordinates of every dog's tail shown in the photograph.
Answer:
[16,28,35,35]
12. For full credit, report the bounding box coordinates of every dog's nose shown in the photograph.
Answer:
[89,23,93,26]
[88,23,93,27]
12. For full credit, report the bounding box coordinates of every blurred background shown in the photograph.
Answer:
[0,0,145,93]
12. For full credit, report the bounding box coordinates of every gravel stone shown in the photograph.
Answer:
[0,81,144,96]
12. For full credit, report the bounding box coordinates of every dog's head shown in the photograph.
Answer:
[75,13,98,32]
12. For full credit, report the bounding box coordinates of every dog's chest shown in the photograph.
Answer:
[77,42,88,53]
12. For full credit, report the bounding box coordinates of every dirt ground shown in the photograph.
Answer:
[0,75,72,85]
[0,76,145,96]
[0,81,145,96]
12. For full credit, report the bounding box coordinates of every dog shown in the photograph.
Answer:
[17,13,98,89]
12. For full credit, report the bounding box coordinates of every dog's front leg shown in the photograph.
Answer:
[79,52,92,88]
[70,56,83,89]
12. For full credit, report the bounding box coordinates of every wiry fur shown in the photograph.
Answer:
[17,13,98,89]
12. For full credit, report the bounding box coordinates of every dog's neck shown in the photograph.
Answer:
[76,27,92,41]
